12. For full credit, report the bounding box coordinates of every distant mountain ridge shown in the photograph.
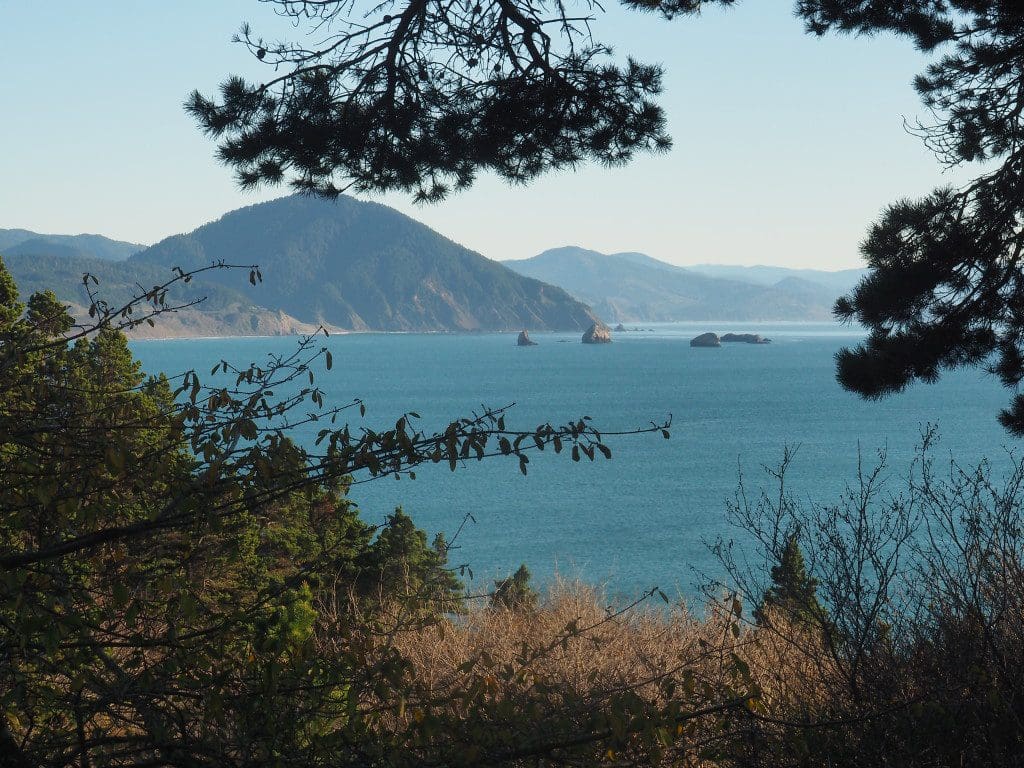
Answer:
[2,207,868,335]
[503,247,865,322]
[684,263,867,293]
[2,197,598,336]
[0,228,144,261]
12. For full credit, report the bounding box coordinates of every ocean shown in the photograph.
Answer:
[131,322,1015,602]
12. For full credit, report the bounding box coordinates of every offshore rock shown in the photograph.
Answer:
[690,332,721,348]
[721,333,771,344]
[582,322,612,344]
[517,329,538,346]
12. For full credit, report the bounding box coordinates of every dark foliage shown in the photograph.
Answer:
[184,0,701,201]
[0,258,699,767]
[754,533,824,626]
[359,508,465,608]
[797,2,1024,433]
[714,431,1024,766]
[190,1,1024,432]
[490,563,539,611]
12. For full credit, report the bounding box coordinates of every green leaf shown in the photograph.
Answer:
[113,582,130,607]
[105,445,125,474]
[730,653,751,681]
[35,484,54,507]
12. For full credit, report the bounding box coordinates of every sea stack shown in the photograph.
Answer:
[582,322,612,344]
[517,329,538,346]
[721,333,771,344]
[690,332,721,348]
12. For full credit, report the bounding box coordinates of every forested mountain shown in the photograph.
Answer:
[132,195,597,333]
[0,251,326,338]
[3,205,865,333]
[503,247,851,322]
[0,228,144,261]
[1,196,597,335]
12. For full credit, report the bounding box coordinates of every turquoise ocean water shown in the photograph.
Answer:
[132,323,1015,601]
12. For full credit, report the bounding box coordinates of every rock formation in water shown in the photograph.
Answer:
[721,333,771,344]
[517,329,538,346]
[582,322,613,344]
[690,332,721,347]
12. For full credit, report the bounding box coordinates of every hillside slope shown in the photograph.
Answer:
[504,247,849,322]
[0,252,319,338]
[133,196,596,332]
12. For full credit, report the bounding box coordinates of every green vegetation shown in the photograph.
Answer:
[7,268,1023,766]
[7,217,1024,767]
[490,564,538,612]
[133,194,597,332]
[7,1,1024,764]
[1,251,251,313]
[3,196,599,335]
[361,509,465,610]
[754,533,824,627]
[1,259,704,767]
[0,256,462,764]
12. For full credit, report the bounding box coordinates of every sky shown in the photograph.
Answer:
[0,1,977,269]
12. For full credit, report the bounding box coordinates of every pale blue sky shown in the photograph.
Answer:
[0,1,974,268]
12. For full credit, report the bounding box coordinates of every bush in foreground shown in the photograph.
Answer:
[4,256,1024,766]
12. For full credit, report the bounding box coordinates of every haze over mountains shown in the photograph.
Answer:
[0,228,144,262]
[503,247,864,322]
[685,263,866,293]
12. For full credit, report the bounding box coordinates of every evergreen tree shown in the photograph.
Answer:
[491,563,539,612]
[755,533,824,627]
[361,508,464,609]
[0,256,24,327]
[773,2,1024,434]
[1,260,673,767]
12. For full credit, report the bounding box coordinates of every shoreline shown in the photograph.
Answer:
[129,330,352,342]
[127,320,863,343]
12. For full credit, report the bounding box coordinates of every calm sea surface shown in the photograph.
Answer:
[131,323,1015,601]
